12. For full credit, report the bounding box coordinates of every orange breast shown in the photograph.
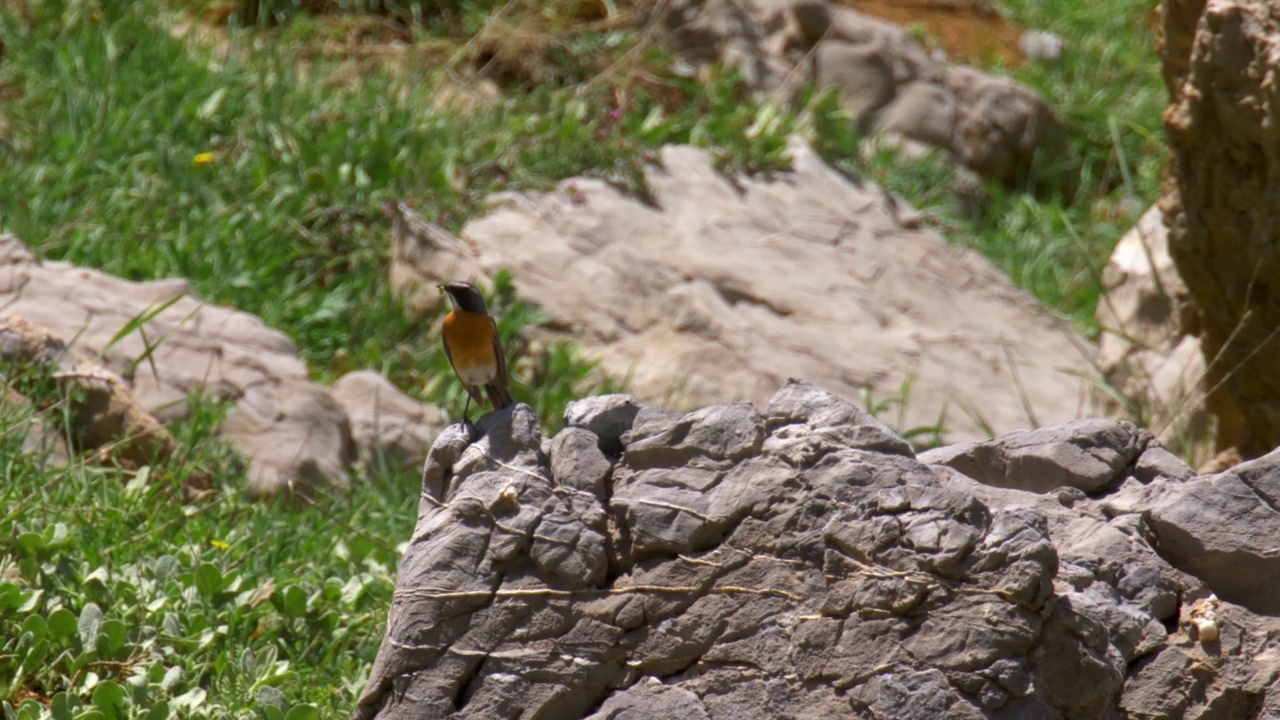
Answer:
[443,310,498,375]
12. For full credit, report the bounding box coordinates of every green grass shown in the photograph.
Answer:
[0,0,1167,715]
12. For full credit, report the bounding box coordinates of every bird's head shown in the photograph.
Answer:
[438,281,489,314]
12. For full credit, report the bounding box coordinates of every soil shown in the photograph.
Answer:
[841,0,1026,66]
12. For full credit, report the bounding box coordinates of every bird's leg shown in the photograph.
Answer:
[461,392,472,425]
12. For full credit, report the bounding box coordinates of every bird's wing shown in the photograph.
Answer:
[489,315,513,407]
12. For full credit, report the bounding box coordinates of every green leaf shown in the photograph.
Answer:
[90,682,126,720]
[283,705,320,720]
[198,87,228,121]
[15,532,44,556]
[194,562,223,597]
[20,614,47,644]
[142,701,169,720]
[281,584,307,617]
[48,608,78,641]
[16,588,43,614]
[0,582,20,611]
[98,619,127,654]
[51,693,74,720]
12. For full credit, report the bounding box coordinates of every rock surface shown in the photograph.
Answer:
[1094,205,1215,469]
[658,0,1065,185]
[394,143,1097,443]
[331,370,447,475]
[357,381,1280,719]
[0,234,441,495]
[1161,0,1280,457]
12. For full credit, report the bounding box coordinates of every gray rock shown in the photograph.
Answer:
[624,402,765,467]
[584,680,710,720]
[659,0,1066,186]
[0,233,426,497]
[361,381,1215,720]
[919,419,1146,495]
[405,142,1097,445]
[1131,441,1196,483]
[360,366,1280,720]
[330,370,446,474]
[549,426,614,501]
[219,379,356,498]
[564,393,642,455]
[1145,461,1280,614]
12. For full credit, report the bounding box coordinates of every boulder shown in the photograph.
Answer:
[359,381,1280,719]
[0,233,436,496]
[393,144,1097,444]
[658,0,1066,186]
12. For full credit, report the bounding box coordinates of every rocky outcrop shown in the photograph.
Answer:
[1160,0,1280,457]
[658,0,1065,186]
[357,381,1280,719]
[393,143,1097,444]
[0,234,443,495]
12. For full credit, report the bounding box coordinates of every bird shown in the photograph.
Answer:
[438,281,514,423]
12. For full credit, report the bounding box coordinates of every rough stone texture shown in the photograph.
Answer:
[331,370,447,474]
[918,419,1147,495]
[0,233,432,496]
[1095,206,1208,452]
[393,144,1096,443]
[1161,0,1280,457]
[358,381,1280,719]
[658,0,1066,186]
[220,379,358,497]
[564,394,642,456]
[1146,448,1280,615]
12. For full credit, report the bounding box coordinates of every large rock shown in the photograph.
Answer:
[0,234,438,496]
[394,144,1096,443]
[1161,0,1280,457]
[357,381,1280,719]
[658,0,1066,186]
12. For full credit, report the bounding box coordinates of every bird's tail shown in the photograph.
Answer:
[486,383,514,409]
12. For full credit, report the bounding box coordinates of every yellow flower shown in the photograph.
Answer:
[192,151,216,168]
[211,539,230,550]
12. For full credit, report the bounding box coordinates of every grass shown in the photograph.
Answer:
[1,0,1167,715]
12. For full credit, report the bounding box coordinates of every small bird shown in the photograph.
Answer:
[439,281,514,423]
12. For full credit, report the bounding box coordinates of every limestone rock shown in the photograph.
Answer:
[918,419,1147,495]
[330,370,446,474]
[1095,205,1207,452]
[363,381,1280,720]
[658,0,1066,185]
[396,144,1096,443]
[564,394,642,456]
[1161,0,1280,456]
[220,379,357,498]
[0,233,443,496]
[1145,448,1280,615]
